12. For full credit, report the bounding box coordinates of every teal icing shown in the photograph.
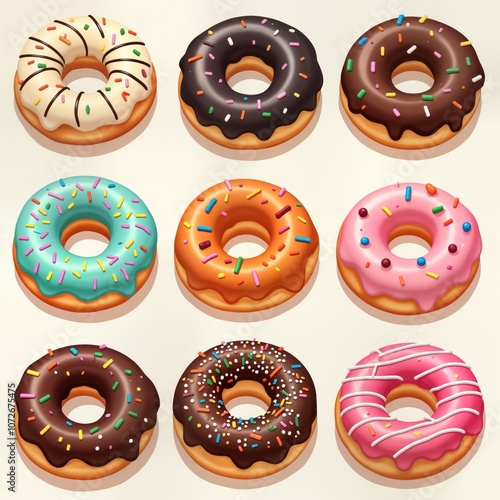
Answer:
[14,176,157,302]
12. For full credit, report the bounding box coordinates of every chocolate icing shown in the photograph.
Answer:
[15,345,159,468]
[179,16,323,140]
[173,340,317,470]
[341,16,485,140]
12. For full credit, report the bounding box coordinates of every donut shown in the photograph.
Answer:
[14,15,156,145]
[174,179,319,311]
[13,176,157,312]
[15,344,160,480]
[340,15,485,149]
[336,182,481,315]
[178,16,323,149]
[335,342,484,479]
[173,340,317,479]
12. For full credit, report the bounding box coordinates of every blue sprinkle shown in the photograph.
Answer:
[462,222,472,232]
[108,183,116,188]
[243,96,248,101]
[360,236,370,246]
[66,421,73,426]
[205,197,217,214]
[197,225,213,232]
[273,378,278,385]
[405,185,412,201]
[199,399,206,403]
[59,178,66,187]
[216,433,221,443]
[295,236,311,243]
[69,347,78,356]
[238,418,243,425]
[358,36,368,46]
[251,443,259,448]
[417,257,426,267]
[396,14,405,25]
[291,364,302,369]
[127,394,132,403]
[212,351,220,359]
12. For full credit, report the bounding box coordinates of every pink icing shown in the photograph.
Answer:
[337,183,482,312]
[339,343,484,471]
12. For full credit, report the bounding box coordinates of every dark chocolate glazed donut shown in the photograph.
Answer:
[173,340,317,473]
[179,16,323,141]
[15,345,159,470]
[341,15,485,141]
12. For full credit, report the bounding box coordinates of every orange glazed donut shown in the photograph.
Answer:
[174,179,319,311]
[173,340,317,479]
[15,344,160,480]
[14,15,156,145]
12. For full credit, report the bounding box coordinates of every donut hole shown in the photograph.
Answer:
[61,387,106,424]
[386,384,436,423]
[222,380,272,420]
[62,56,109,93]
[226,56,273,95]
[61,219,110,257]
[222,221,270,258]
[388,225,432,259]
[392,61,435,94]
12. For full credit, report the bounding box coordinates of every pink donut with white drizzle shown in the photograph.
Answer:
[335,342,484,479]
[336,182,482,315]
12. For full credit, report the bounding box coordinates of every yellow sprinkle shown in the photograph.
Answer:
[78,429,83,440]
[429,30,434,36]
[66,371,70,376]
[135,213,147,218]
[112,273,118,282]
[73,271,81,279]
[133,249,138,257]
[208,30,214,35]
[275,267,280,272]
[385,423,392,428]
[419,15,428,23]
[413,431,421,436]
[97,259,106,272]
[246,188,262,200]
[25,223,35,228]
[297,216,307,223]
[380,46,385,56]
[386,92,397,98]
[103,189,107,198]
[58,436,63,443]
[27,369,40,377]
[46,271,53,281]
[67,202,75,210]
[112,212,121,219]
[72,188,77,198]
[454,373,460,378]
[100,44,105,51]
[381,206,392,216]
[64,257,70,263]
[293,92,300,98]
[426,271,439,279]
[125,239,134,249]
[66,444,71,451]
[38,208,47,216]
[125,211,132,219]
[117,197,124,209]
[218,273,225,279]
[69,17,74,22]
[103,358,114,369]
[460,40,472,46]
[41,220,50,225]
[82,260,87,272]
[34,98,41,106]
[231,420,236,428]
[183,221,191,229]
[224,192,230,203]
[40,425,51,435]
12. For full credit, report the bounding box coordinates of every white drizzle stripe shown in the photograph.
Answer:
[348,417,396,436]
[341,375,404,384]
[339,402,387,418]
[392,428,465,459]
[339,391,387,403]
[373,343,430,358]
[371,408,480,447]
[414,363,470,380]
[430,380,480,393]
[435,391,483,407]
[348,350,452,371]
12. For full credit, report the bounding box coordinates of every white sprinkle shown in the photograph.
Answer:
[289,28,296,33]
[283,107,288,114]
[273,29,279,36]
[407,44,417,54]
[227,37,234,46]
[224,113,231,122]
[95,446,99,451]
[424,105,430,117]
[472,75,483,83]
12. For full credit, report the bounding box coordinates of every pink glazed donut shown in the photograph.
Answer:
[336,182,482,315]
[335,342,484,479]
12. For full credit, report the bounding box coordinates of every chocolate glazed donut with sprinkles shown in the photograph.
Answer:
[340,15,485,149]
[173,340,317,479]
[179,16,323,149]
[15,345,160,480]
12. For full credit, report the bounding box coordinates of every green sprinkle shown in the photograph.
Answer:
[262,111,272,117]
[188,415,193,422]
[466,56,472,67]
[281,390,290,397]
[112,381,120,391]
[223,358,230,368]
[206,379,213,386]
[432,205,444,214]
[133,48,141,56]
[242,357,245,366]
[85,105,90,115]
[128,411,138,418]
[247,353,253,360]
[83,24,89,30]
[208,106,214,114]
[295,416,300,427]
[89,426,99,435]
[37,63,46,69]
[346,58,354,72]
[45,203,51,210]
[114,418,124,430]
[94,352,103,357]
[120,27,125,35]
[39,394,51,404]
[421,94,434,101]
[446,67,460,74]
[296,202,303,207]
[357,88,367,99]
[215,368,221,374]
[268,425,278,432]
[124,369,132,375]
[105,87,111,92]
[234,256,243,274]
